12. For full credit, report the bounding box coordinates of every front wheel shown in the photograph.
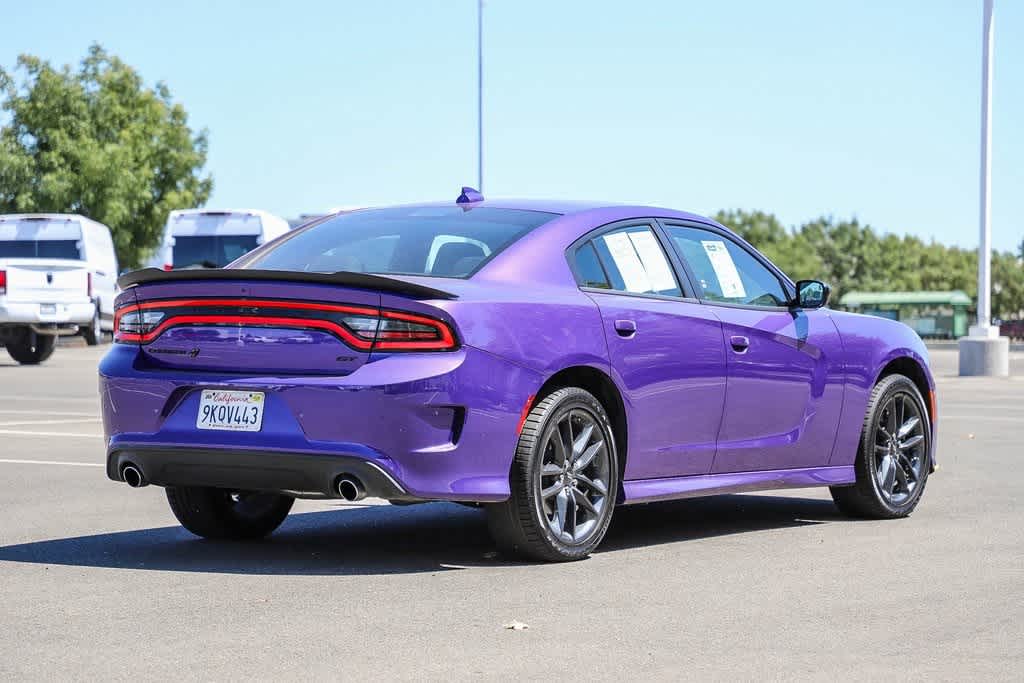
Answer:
[6,331,57,365]
[486,387,619,562]
[830,374,931,519]
[166,486,294,540]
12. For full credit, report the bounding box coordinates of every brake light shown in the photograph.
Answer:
[114,299,457,351]
[0,270,6,295]
[162,264,173,272]
[371,311,457,350]
[114,309,166,342]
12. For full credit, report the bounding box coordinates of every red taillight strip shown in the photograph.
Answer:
[114,298,457,351]
[374,310,457,351]
[119,314,376,349]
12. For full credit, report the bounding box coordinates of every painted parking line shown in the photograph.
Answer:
[0,409,97,417]
[0,418,101,427]
[0,396,98,403]
[0,429,103,439]
[0,458,103,468]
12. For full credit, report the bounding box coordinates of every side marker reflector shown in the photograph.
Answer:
[516,394,536,435]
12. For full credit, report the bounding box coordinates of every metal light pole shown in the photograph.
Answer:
[960,0,1009,375]
[477,0,484,193]
[975,0,995,336]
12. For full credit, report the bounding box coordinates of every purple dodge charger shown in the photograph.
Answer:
[100,190,936,561]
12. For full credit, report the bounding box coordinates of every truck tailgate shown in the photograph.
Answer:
[0,258,90,303]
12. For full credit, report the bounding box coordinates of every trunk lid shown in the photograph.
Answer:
[0,258,90,303]
[120,271,457,376]
[129,280,380,375]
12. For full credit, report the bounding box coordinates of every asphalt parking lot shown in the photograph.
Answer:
[1,344,1021,680]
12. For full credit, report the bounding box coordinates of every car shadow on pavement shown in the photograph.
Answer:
[0,494,844,576]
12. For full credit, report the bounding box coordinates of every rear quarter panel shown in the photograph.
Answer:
[427,280,609,376]
[828,310,935,466]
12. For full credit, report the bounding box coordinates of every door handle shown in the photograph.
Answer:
[614,319,637,338]
[729,335,750,352]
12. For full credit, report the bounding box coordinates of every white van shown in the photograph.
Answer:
[0,214,119,363]
[148,209,290,270]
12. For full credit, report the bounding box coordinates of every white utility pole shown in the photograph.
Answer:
[477,0,484,193]
[974,0,995,335]
[960,0,1009,375]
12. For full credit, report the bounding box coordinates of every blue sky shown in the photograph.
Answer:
[3,1,1022,251]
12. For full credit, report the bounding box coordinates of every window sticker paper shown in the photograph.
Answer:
[627,230,676,293]
[701,240,746,299]
[603,232,652,293]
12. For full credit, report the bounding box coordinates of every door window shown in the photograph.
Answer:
[666,226,788,307]
[575,226,681,297]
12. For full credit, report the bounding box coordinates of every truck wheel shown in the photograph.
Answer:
[166,486,294,540]
[83,306,103,346]
[6,331,57,365]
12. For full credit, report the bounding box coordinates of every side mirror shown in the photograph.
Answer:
[794,280,830,309]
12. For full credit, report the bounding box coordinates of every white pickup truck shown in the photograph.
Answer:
[0,214,119,364]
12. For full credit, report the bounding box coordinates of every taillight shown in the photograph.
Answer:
[115,309,166,343]
[373,310,456,350]
[162,264,173,272]
[0,270,6,295]
[113,299,457,351]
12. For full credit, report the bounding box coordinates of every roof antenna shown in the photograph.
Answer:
[457,186,484,204]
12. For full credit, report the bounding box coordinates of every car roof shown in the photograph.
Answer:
[355,198,714,223]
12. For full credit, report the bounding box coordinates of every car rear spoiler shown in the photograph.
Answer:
[117,268,457,300]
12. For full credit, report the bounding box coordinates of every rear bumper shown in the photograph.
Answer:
[108,446,413,500]
[0,299,94,325]
[99,343,544,502]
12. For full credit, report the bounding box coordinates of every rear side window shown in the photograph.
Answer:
[666,225,789,307]
[241,206,555,278]
[573,242,610,289]
[173,235,260,269]
[576,226,680,297]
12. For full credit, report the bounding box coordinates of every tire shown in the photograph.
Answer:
[830,373,931,519]
[166,486,294,540]
[6,331,57,365]
[486,387,619,562]
[83,306,103,346]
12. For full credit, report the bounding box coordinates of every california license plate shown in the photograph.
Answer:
[196,390,265,432]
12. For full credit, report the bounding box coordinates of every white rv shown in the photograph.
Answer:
[0,214,119,363]
[148,209,290,270]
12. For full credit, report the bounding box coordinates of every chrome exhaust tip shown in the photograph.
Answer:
[336,476,365,501]
[121,464,147,488]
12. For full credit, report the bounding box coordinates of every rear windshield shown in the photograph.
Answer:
[238,206,556,278]
[173,235,260,269]
[0,240,81,260]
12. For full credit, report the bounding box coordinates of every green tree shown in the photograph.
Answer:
[993,251,1024,320]
[0,44,212,267]
[712,209,1024,320]
[712,209,823,282]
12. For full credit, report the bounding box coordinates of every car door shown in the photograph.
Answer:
[660,221,844,474]
[570,222,727,480]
